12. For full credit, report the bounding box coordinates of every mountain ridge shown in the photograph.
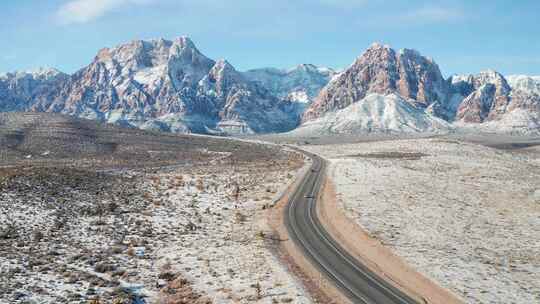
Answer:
[2,37,540,135]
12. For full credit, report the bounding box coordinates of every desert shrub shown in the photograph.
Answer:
[234,211,247,223]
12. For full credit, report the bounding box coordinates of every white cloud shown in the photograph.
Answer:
[56,0,154,25]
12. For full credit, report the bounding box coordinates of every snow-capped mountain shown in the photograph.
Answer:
[2,38,540,136]
[2,37,300,135]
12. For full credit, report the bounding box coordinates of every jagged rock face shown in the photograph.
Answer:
[5,37,298,135]
[0,68,69,112]
[453,71,513,123]
[31,38,219,123]
[303,44,449,122]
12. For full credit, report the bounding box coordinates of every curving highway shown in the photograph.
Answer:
[284,150,419,304]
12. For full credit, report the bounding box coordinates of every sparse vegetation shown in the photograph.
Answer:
[0,113,306,303]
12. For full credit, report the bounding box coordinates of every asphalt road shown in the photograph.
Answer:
[285,150,419,304]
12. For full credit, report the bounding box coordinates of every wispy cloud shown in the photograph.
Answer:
[397,6,464,24]
[318,0,368,8]
[56,0,154,25]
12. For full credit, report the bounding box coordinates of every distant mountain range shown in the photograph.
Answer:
[1,37,539,135]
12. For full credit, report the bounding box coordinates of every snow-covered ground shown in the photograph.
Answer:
[304,138,540,304]
[140,162,312,303]
[0,151,312,303]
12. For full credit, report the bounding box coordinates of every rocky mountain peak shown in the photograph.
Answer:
[476,70,511,92]
[169,36,211,63]
[303,43,449,122]
[367,42,392,51]
[295,63,317,71]
[5,36,540,136]
[206,59,245,95]
[93,37,212,71]
[357,42,397,64]
[288,64,336,79]
[453,70,514,123]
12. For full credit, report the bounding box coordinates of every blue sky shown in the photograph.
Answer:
[0,0,539,76]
